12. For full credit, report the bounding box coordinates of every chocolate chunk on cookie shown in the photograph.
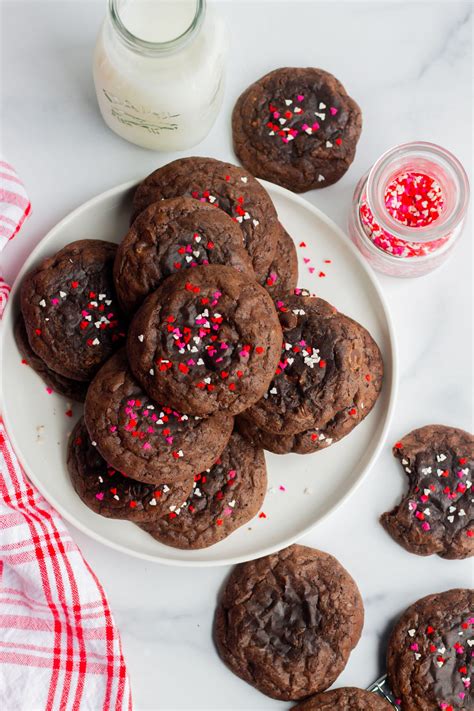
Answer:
[68,418,193,522]
[84,350,233,486]
[14,316,88,402]
[261,224,298,298]
[232,67,362,192]
[127,266,282,417]
[381,425,474,559]
[387,588,474,711]
[132,157,280,280]
[141,431,266,549]
[214,544,364,701]
[114,197,254,315]
[293,687,393,710]
[21,239,126,381]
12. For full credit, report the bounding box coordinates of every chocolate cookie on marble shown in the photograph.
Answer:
[381,425,474,559]
[293,687,393,710]
[232,67,362,192]
[387,588,474,711]
[261,224,298,298]
[68,418,193,522]
[14,316,88,402]
[84,350,233,486]
[132,157,280,280]
[114,197,254,315]
[141,431,266,549]
[214,544,364,701]
[21,239,126,381]
[127,266,283,417]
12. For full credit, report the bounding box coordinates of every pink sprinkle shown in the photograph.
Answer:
[223,507,233,516]
[220,343,229,350]
[273,111,280,118]
[51,298,59,305]
[301,123,309,131]
[312,122,320,131]
[239,350,249,358]
[459,692,466,699]
[330,107,338,115]
[81,310,89,316]
[143,442,151,450]
[187,358,195,366]
[165,436,173,444]
[109,425,117,432]
[297,94,304,101]
[95,492,104,501]
[147,427,154,434]
[410,643,419,651]
[228,470,237,479]
[279,485,286,491]
[46,387,53,395]
[308,267,315,274]
[421,522,431,531]
[303,257,311,264]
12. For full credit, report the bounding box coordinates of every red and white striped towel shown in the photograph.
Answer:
[0,422,132,710]
[0,158,31,317]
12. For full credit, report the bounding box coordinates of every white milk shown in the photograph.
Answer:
[93,0,226,151]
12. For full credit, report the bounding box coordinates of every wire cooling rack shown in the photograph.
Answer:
[368,675,400,707]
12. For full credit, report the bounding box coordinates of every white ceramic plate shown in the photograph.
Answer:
[1,179,397,566]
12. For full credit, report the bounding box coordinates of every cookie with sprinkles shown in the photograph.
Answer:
[114,197,254,315]
[84,350,233,486]
[214,544,364,701]
[127,265,283,417]
[261,224,298,298]
[387,588,474,711]
[14,316,88,402]
[293,687,393,710]
[381,425,474,559]
[68,418,193,522]
[131,157,280,280]
[232,67,362,192]
[141,430,266,549]
[237,294,382,437]
[21,239,126,381]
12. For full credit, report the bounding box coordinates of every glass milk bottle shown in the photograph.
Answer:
[93,0,226,151]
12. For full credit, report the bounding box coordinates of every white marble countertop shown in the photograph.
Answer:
[1,1,473,708]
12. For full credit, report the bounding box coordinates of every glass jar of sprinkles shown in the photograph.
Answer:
[349,142,470,277]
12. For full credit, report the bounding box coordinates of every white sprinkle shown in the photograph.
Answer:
[105,300,112,306]
[240,176,248,183]
[317,174,325,182]
[162,485,170,493]
[284,99,292,106]
[437,453,447,462]
[91,441,97,447]
[59,291,66,298]
[314,111,326,120]
[269,387,277,395]
[319,102,326,110]
[138,334,144,342]
[149,368,154,375]
[98,476,104,483]
[194,235,201,243]
[39,299,46,308]
[92,338,100,345]
[325,141,333,148]
[149,499,157,506]
[405,467,412,474]
[252,219,259,227]
[408,629,416,637]
[458,509,466,517]
[447,515,455,523]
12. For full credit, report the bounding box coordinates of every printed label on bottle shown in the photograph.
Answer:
[103,90,180,134]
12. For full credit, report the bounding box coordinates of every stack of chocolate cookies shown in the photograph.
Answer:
[17,156,383,550]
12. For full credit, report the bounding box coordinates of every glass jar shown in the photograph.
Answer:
[349,142,470,277]
[93,0,226,151]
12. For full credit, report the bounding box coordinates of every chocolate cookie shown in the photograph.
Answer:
[141,431,266,549]
[237,317,383,454]
[21,239,126,381]
[214,544,364,701]
[114,197,254,315]
[127,266,283,417]
[387,588,474,711]
[293,687,393,710]
[68,418,193,522]
[232,67,362,192]
[131,157,280,280]
[14,316,88,402]
[84,350,233,486]
[238,294,382,436]
[262,224,298,298]
[381,425,474,560]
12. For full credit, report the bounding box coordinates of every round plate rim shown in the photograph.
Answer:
[1,177,398,567]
